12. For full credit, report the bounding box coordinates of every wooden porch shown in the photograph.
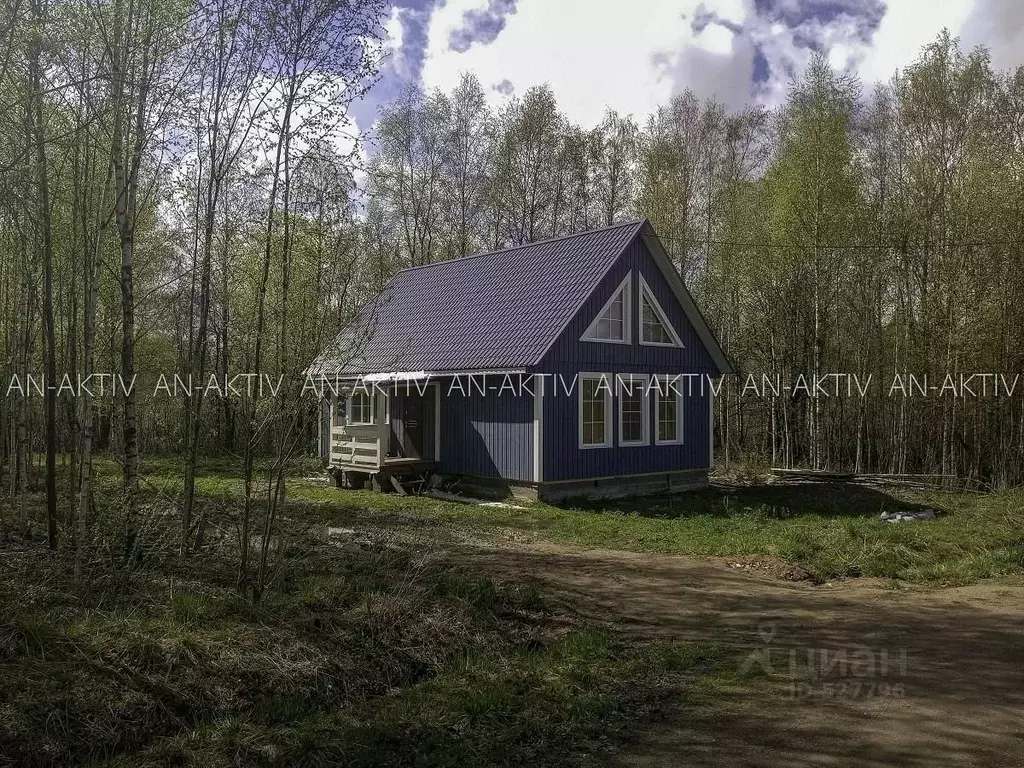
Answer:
[328,386,438,494]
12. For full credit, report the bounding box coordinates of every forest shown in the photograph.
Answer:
[2,0,1024,574]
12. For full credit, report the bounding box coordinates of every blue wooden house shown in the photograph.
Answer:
[310,220,731,500]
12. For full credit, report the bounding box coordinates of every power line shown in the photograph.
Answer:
[655,234,1024,249]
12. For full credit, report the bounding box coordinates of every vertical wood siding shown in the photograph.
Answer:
[439,383,534,481]
[537,236,715,482]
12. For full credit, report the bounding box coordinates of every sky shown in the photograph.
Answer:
[349,0,1024,135]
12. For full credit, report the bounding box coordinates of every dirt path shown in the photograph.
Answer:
[457,543,1024,767]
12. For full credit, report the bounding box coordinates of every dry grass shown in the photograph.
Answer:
[0,457,721,767]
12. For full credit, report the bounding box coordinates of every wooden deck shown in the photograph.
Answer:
[328,391,439,494]
[330,456,438,495]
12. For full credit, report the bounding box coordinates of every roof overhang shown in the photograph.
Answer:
[310,368,528,382]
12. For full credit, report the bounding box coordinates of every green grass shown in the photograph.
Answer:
[0,550,716,767]
[0,459,724,767]
[104,632,722,767]
[82,455,1024,587]
[7,455,1019,765]
[285,476,1024,587]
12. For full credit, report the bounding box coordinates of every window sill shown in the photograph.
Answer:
[639,339,684,348]
[581,337,632,345]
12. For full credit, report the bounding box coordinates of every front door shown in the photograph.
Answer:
[402,392,425,458]
[389,390,427,459]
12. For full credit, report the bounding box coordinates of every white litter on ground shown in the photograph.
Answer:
[426,490,527,510]
[880,509,937,523]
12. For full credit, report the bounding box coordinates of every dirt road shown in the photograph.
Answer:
[460,543,1024,767]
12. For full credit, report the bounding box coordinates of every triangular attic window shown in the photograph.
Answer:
[581,272,631,344]
[639,274,682,347]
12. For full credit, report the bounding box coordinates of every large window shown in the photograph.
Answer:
[581,273,631,344]
[579,374,612,448]
[654,376,684,445]
[347,389,373,425]
[617,374,650,446]
[638,274,682,347]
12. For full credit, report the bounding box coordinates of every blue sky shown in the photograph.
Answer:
[350,0,1021,134]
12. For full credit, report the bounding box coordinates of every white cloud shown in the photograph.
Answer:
[383,6,407,79]
[855,0,976,85]
[694,23,736,56]
[960,0,1024,73]
[420,0,708,125]
[414,0,986,127]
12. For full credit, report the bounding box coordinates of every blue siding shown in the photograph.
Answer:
[439,383,534,481]
[536,236,714,482]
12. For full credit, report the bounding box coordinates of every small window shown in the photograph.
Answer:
[638,275,682,347]
[617,374,650,446]
[581,273,631,344]
[654,376,684,445]
[579,374,612,448]
[347,389,373,425]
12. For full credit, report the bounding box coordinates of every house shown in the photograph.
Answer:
[308,219,732,500]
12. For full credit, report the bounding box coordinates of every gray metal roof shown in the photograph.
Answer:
[310,220,647,376]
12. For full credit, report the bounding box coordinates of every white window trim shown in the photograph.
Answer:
[708,385,714,469]
[581,272,632,345]
[653,375,685,446]
[616,374,650,447]
[346,388,375,426]
[638,273,684,348]
[578,372,613,449]
[434,382,442,461]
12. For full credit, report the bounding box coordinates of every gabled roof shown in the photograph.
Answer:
[309,219,731,376]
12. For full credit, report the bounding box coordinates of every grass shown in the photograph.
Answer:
[104,632,722,768]
[106,454,1024,587]
[0,457,725,767]
[283,475,1024,587]
[5,455,1021,764]
[95,455,1024,586]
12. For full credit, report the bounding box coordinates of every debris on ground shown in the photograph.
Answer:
[880,509,938,523]
[425,489,527,510]
[716,555,812,582]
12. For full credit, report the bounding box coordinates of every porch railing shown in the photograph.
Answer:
[330,424,387,471]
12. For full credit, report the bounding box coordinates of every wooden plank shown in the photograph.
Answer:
[389,474,408,496]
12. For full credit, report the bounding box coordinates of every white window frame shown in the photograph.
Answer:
[578,372,613,449]
[653,375,685,446]
[346,388,375,426]
[616,373,650,447]
[581,272,632,345]
[638,273,683,348]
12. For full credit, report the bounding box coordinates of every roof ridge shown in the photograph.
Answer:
[394,219,647,275]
